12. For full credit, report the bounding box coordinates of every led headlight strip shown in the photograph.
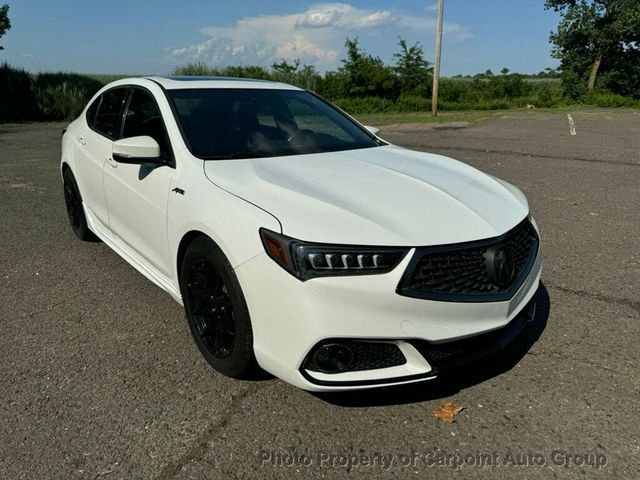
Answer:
[260,228,408,281]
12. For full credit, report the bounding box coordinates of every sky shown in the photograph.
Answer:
[1,1,560,76]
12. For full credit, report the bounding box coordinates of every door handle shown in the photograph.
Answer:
[77,136,86,146]
[106,156,118,168]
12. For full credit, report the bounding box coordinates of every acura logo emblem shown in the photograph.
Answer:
[485,245,516,287]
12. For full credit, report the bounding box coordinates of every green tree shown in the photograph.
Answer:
[393,37,432,96]
[316,70,347,99]
[0,4,11,51]
[294,64,322,91]
[224,65,271,80]
[545,0,640,96]
[271,59,300,75]
[270,59,321,91]
[339,38,398,99]
[535,67,561,78]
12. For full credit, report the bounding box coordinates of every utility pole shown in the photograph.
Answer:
[431,0,444,117]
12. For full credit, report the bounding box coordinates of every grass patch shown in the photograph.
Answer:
[354,105,640,127]
[354,109,512,126]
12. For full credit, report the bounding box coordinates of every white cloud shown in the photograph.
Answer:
[352,11,393,28]
[295,3,350,28]
[170,3,471,71]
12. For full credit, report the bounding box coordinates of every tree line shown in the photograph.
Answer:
[172,37,566,113]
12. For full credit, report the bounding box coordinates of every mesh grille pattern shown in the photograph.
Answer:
[303,341,407,373]
[402,220,538,299]
[348,342,406,372]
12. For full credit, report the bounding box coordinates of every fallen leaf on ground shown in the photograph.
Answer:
[432,401,464,423]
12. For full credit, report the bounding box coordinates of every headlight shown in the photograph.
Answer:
[259,228,408,281]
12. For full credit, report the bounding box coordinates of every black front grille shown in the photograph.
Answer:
[398,218,538,302]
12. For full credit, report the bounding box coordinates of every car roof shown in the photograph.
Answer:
[143,76,303,91]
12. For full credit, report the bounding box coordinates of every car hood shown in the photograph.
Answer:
[203,145,529,246]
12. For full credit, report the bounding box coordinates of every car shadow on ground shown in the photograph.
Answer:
[313,284,551,408]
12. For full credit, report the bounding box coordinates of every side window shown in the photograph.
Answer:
[93,88,127,139]
[122,89,170,155]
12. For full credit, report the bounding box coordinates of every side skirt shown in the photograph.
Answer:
[83,203,183,305]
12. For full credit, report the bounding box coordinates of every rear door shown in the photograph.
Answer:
[74,87,128,226]
[103,87,175,276]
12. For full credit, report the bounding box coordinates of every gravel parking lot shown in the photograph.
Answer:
[1,110,638,479]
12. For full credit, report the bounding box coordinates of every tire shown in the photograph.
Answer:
[62,168,97,241]
[180,236,257,378]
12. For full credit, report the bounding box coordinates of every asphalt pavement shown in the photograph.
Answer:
[0,110,638,479]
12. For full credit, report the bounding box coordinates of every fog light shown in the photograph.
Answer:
[309,343,355,373]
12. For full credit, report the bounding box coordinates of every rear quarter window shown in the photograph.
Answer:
[85,97,100,129]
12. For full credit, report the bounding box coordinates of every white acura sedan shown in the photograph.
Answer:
[61,77,542,391]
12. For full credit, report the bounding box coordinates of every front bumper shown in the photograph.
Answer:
[235,244,543,391]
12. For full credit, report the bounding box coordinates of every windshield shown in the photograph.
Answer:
[167,88,382,159]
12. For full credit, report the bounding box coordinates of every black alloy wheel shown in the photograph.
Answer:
[180,236,256,378]
[186,257,236,359]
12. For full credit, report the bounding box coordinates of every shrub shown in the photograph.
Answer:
[35,82,87,120]
[439,78,471,103]
[581,91,640,108]
[394,95,430,112]
[333,97,395,114]
[172,62,219,76]
[0,62,38,122]
[33,72,104,120]
[315,71,348,99]
[528,81,564,108]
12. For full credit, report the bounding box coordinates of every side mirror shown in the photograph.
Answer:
[364,125,380,136]
[112,136,162,165]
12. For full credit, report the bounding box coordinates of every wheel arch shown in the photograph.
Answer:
[61,161,82,193]
[170,202,279,297]
[176,230,229,291]
[177,231,207,283]
[61,161,72,178]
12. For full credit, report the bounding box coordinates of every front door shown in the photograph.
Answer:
[103,87,175,277]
